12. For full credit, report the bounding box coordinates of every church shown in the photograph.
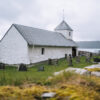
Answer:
[0,20,78,64]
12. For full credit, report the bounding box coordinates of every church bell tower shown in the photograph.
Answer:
[55,20,73,40]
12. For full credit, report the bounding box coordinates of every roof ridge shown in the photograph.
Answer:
[13,23,56,34]
[1,23,77,47]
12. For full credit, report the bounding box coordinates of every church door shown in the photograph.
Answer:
[72,47,76,57]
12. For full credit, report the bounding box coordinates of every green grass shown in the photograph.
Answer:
[0,56,94,86]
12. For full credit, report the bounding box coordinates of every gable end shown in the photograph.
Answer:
[0,24,28,44]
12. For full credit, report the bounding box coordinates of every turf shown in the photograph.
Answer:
[0,56,94,86]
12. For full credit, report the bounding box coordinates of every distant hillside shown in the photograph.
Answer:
[76,41,100,49]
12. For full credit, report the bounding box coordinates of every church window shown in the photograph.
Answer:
[69,32,71,36]
[41,48,45,55]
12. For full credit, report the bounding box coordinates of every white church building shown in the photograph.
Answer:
[0,20,77,64]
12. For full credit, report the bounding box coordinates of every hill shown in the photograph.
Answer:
[76,41,100,49]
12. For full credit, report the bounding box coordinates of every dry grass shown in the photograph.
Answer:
[0,72,100,100]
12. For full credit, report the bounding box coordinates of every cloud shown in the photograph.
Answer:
[0,0,22,20]
[0,0,100,41]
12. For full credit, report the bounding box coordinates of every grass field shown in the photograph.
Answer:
[0,71,100,100]
[0,56,94,86]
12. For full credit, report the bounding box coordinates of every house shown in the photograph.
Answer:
[0,20,77,64]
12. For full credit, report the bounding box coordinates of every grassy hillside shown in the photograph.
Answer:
[0,56,93,86]
[0,72,100,100]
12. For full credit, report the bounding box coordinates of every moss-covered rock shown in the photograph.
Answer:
[85,68,100,72]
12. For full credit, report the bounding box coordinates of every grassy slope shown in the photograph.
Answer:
[0,56,93,86]
[0,72,100,100]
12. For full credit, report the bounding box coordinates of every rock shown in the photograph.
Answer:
[48,59,59,65]
[54,70,64,76]
[53,59,58,65]
[54,68,91,76]
[68,55,73,66]
[85,56,91,63]
[48,59,53,65]
[65,54,67,59]
[76,56,80,63]
[93,58,100,63]
[91,72,100,77]
[38,66,44,71]
[85,64,100,69]
[53,64,100,77]
[65,68,76,72]
[48,76,53,80]
[18,64,27,71]
[65,68,91,75]
[41,92,56,98]
[75,69,91,75]
[0,63,5,69]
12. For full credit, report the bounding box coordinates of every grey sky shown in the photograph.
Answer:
[0,0,100,41]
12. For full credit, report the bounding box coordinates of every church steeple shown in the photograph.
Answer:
[55,20,73,31]
[55,20,73,40]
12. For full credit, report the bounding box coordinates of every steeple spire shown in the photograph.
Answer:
[63,9,65,21]
[55,13,73,40]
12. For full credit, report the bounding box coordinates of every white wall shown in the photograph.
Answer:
[0,25,30,64]
[55,30,73,40]
[28,46,72,63]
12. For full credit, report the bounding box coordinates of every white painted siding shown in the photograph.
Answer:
[55,30,73,40]
[28,46,72,63]
[0,26,30,64]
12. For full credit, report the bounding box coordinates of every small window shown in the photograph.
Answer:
[69,32,71,36]
[41,48,45,55]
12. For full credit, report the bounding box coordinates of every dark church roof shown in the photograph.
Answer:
[13,24,77,47]
[55,20,73,31]
[77,41,100,49]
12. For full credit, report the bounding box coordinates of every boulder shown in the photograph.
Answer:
[85,64,100,69]
[91,72,100,77]
[38,66,44,71]
[18,64,27,71]
[41,92,56,98]
[65,68,91,75]
[93,58,100,63]
[48,59,53,65]
[54,68,91,76]
[53,59,58,65]
[54,70,64,76]
[65,54,67,59]
[76,56,80,63]
[75,69,91,75]
[68,56,73,66]
[0,63,5,69]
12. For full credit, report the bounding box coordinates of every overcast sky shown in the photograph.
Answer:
[0,0,100,41]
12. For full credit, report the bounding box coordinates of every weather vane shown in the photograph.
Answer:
[63,9,65,20]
